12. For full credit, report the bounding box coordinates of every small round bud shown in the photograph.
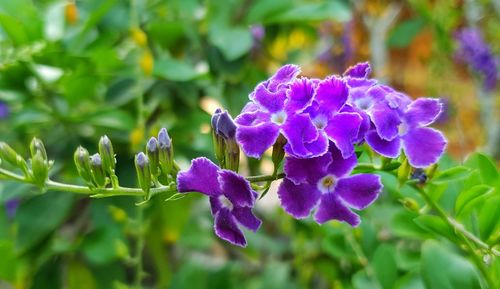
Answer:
[401,198,420,212]
[158,128,173,176]
[90,153,106,187]
[135,152,151,199]
[30,137,47,161]
[74,146,92,184]
[131,26,148,47]
[146,137,160,177]
[98,135,115,175]
[31,150,48,188]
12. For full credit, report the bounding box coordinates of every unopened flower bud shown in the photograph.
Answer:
[74,146,92,184]
[98,135,115,175]
[211,109,239,170]
[397,157,411,186]
[426,163,438,180]
[31,150,48,188]
[411,168,427,185]
[272,134,287,167]
[0,142,21,166]
[158,128,173,175]
[146,137,160,177]
[90,153,106,187]
[401,198,420,212]
[30,137,47,161]
[135,152,151,199]
[211,109,225,165]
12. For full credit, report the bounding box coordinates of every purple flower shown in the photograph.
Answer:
[455,28,498,91]
[5,198,20,219]
[0,101,8,119]
[365,97,447,168]
[277,144,382,226]
[177,157,261,247]
[235,65,318,158]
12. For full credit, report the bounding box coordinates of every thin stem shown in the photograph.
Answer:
[246,173,285,183]
[134,199,145,289]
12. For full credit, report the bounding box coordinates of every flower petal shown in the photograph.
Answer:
[214,208,246,247]
[177,157,221,196]
[252,84,287,113]
[314,193,360,226]
[365,130,401,158]
[369,103,401,141]
[404,98,442,128]
[232,207,262,232]
[282,113,319,158]
[335,174,382,210]
[218,170,256,207]
[265,64,301,92]
[324,112,362,158]
[326,144,357,178]
[285,77,315,113]
[303,132,329,157]
[278,178,321,219]
[284,153,332,185]
[236,122,280,159]
[343,62,371,78]
[402,127,447,168]
[315,76,349,114]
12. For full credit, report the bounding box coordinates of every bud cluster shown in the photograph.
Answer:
[211,109,240,172]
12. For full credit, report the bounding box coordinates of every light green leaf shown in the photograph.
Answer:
[431,166,472,184]
[372,244,398,289]
[413,215,457,242]
[455,185,494,217]
[208,25,253,61]
[85,109,135,130]
[421,240,482,289]
[153,58,202,81]
[388,18,425,48]
[266,1,351,23]
[478,195,500,242]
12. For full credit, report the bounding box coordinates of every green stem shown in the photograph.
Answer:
[134,199,145,289]
[246,173,285,183]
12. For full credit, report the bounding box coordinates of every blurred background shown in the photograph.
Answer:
[0,0,498,288]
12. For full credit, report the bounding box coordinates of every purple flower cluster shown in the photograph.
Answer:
[455,27,498,91]
[177,62,447,246]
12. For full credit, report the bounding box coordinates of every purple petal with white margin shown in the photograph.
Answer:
[324,112,362,158]
[282,114,319,158]
[284,153,332,185]
[303,132,329,157]
[402,127,447,168]
[326,145,357,178]
[335,174,382,210]
[365,130,401,158]
[232,207,262,232]
[177,157,221,196]
[278,178,321,219]
[209,196,222,216]
[285,77,315,113]
[265,64,301,92]
[252,84,287,113]
[314,193,360,226]
[214,208,247,247]
[234,109,269,126]
[404,98,442,128]
[369,103,401,141]
[341,105,370,143]
[315,76,349,114]
[343,62,371,78]
[218,170,256,207]
[236,122,280,158]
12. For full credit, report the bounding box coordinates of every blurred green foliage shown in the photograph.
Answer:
[0,0,499,289]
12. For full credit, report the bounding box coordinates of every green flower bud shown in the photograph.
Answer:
[272,134,287,168]
[401,198,420,212]
[397,156,411,186]
[211,109,226,166]
[158,128,173,176]
[0,141,21,166]
[31,150,48,188]
[135,152,151,199]
[426,163,438,180]
[225,139,240,172]
[30,137,47,161]
[98,135,115,175]
[90,153,106,187]
[146,137,160,177]
[74,146,92,184]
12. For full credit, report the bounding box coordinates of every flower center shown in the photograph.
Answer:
[354,97,373,111]
[398,121,409,136]
[218,195,234,210]
[317,174,336,194]
[313,115,328,130]
[271,111,287,125]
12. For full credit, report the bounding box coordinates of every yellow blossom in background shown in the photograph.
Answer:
[140,49,154,76]
[131,27,148,47]
[130,126,145,151]
[64,1,78,25]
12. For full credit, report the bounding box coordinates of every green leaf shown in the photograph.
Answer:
[478,195,500,241]
[455,185,494,217]
[266,1,351,23]
[85,109,135,130]
[0,14,29,45]
[388,18,425,48]
[431,166,472,184]
[208,25,253,61]
[0,240,17,281]
[372,244,398,289]
[464,152,500,189]
[421,240,482,289]
[15,192,75,253]
[67,260,97,289]
[245,0,289,23]
[413,215,457,242]
[153,58,202,81]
